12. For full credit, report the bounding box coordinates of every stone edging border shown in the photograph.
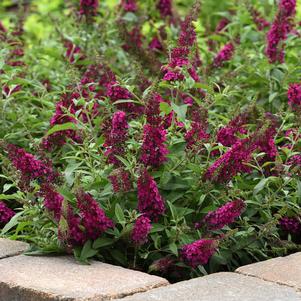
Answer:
[0,238,300,301]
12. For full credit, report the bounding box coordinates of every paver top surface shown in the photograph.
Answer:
[115,272,301,301]
[0,238,29,259]
[0,255,168,301]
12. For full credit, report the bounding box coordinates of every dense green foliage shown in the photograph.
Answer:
[0,0,301,282]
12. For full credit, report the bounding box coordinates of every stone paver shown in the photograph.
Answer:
[114,272,301,301]
[0,238,29,259]
[236,252,301,291]
[1,239,301,301]
[0,255,169,301]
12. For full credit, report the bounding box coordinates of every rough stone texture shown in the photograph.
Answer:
[0,255,168,301]
[0,238,29,259]
[114,272,301,301]
[236,252,301,291]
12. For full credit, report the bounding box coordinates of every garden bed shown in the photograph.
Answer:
[0,0,300,284]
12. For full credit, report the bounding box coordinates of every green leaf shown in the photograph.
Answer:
[46,122,78,136]
[57,187,74,203]
[3,183,15,193]
[80,240,98,262]
[93,237,114,249]
[150,223,165,233]
[121,12,138,22]
[162,182,189,190]
[1,212,23,235]
[200,205,216,213]
[0,193,22,200]
[167,201,176,221]
[64,162,82,186]
[296,180,301,200]
[168,242,178,256]
[151,233,161,249]
[115,204,125,225]
[253,178,269,195]
[24,244,63,256]
[160,102,172,115]
[114,155,131,169]
[111,249,127,266]
[268,92,278,103]
[171,103,188,122]
[73,246,81,259]
[197,265,208,275]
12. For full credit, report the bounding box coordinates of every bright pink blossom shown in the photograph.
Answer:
[163,2,201,81]
[266,0,296,63]
[104,111,129,166]
[215,18,230,33]
[187,67,200,82]
[169,47,190,67]
[62,206,86,246]
[109,169,132,193]
[122,27,143,52]
[60,191,114,247]
[255,119,278,165]
[163,70,185,81]
[140,124,169,167]
[77,190,114,240]
[178,16,197,48]
[107,84,132,101]
[64,41,85,64]
[149,36,163,51]
[131,215,152,245]
[279,216,301,234]
[39,184,64,221]
[7,144,58,190]
[79,0,99,16]
[204,138,255,183]
[288,83,301,111]
[217,113,249,147]
[181,239,217,268]
[185,106,209,149]
[0,202,15,226]
[198,200,245,230]
[121,0,137,12]
[250,7,270,31]
[217,127,241,147]
[145,93,163,126]
[288,154,301,166]
[213,42,235,68]
[157,0,172,18]
[144,92,171,128]
[107,83,143,115]
[41,91,83,151]
[280,0,296,16]
[185,124,209,149]
[137,170,165,220]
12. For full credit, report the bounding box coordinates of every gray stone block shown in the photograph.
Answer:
[0,238,29,259]
[114,272,301,301]
[0,255,168,301]
[236,252,301,291]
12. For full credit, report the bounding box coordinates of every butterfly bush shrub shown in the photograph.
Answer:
[0,0,301,282]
